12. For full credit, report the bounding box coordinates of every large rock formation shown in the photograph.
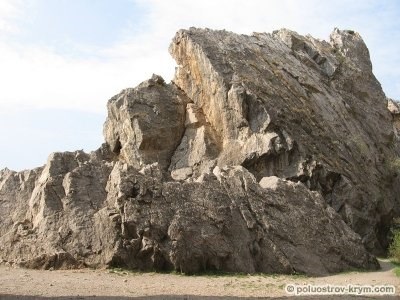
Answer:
[1,27,399,276]
[169,28,400,254]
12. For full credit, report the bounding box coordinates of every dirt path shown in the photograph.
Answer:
[0,259,398,299]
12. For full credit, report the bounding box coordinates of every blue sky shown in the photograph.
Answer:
[22,1,143,47]
[0,0,399,171]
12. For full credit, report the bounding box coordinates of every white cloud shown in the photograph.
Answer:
[0,32,177,113]
[137,0,399,99]
[136,0,378,38]
[0,41,174,113]
[0,0,398,115]
[0,0,20,33]
[0,0,174,113]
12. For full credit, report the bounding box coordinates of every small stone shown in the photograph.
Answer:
[259,176,281,190]
[171,167,193,181]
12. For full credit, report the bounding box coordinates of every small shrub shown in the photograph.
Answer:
[389,229,400,262]
[395,266,400,277]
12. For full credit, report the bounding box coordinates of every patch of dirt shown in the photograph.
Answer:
[0,259,398,299]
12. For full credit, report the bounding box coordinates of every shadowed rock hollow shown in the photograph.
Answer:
[1,27,399,276]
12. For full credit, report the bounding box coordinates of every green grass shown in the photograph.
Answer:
[108,267,144,276]
[187,270,308,279]
[193,271,248,278]
[388,225,400,277]
[108,268,130,275]
[106,267,308,279]
[390,260,400,277]
[389,229,400,261]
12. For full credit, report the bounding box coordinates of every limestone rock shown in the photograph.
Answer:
[169,103,220,179]
[88,164,379,275]
[0,154,379,275]
[169,27,400,253]
[103,74,188,170]
[0,155,379,276]
[0,150,114,268]
[0,167,43,241]
[388,98,400,115]
[0,27,399,275]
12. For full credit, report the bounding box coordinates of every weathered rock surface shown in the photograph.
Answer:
[0,149,114,268]
[103,164,378,275]
[104,74,188,170]
[169,28,400,253]
[0,160,379,275]
[1,27,399,275]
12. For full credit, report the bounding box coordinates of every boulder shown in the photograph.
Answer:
[103,74,188,170]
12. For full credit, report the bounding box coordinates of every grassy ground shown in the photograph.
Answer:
[391,260,400,277]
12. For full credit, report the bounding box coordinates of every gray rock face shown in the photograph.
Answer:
[0,27,399,275]
[0,150,114,268]
[104,164,378,275]
[0,160,378,275]
[169,28,400,253]
[104,74,188,170]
